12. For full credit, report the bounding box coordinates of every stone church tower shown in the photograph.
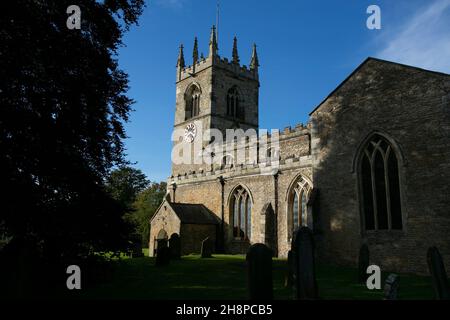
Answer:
[172,26,260,177]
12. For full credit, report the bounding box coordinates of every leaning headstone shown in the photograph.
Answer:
[292,227,318,300]
[383,274,399,300]
[358,244,370,283]
[201,237,213,258]
[169,233,181,259]
[246,243,273,300]
[427,247,450,300]
[155,239,170,267]
[284,250,294,288]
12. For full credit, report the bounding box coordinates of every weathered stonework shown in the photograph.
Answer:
[150,26,450,274]
[310,59,450,274]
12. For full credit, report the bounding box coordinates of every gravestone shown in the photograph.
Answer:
[292,227,318,300]
[169,233,181,259]
[131,242,143,258]
[383,274,399,300]
[427,246,450,300]
[155,239,170,267]
[284,250,294,288]
[358,244,370,283]
[246,243,273,300]
[201,237,213,258]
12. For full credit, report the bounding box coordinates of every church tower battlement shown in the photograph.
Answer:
[172,26,261,176]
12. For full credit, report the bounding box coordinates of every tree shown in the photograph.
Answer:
[106,167,150,210]
[131,182,167,246]
[0,0,145,295]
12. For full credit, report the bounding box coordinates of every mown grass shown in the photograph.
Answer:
[64,250,434,300]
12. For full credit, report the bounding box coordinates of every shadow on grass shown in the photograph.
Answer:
[67,254,434,300]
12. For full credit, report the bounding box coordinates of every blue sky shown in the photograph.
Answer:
[117,0,450,182]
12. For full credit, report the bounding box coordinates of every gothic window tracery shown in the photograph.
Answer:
[359,134,403,231]
[288,175,312,239]
[227,87,243,120]
[185,85,201,120]
[231,186,252,240]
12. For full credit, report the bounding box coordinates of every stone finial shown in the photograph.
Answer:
[250,43,259,70]
[176,44,185,69]
[232,36,240,65]
[209,25,218,57]
[193,37,199,65]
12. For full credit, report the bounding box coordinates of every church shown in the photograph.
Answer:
[149,25,450,274]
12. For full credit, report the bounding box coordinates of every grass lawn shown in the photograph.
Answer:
[65,250,435,300]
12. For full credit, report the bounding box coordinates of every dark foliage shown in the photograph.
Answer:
[0,0,144,296]
[106,166,150,210]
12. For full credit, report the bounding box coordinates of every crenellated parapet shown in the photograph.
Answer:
[169,122,312,182]
[176,25,259,82]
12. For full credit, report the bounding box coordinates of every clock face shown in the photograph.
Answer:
[184,123,197,143]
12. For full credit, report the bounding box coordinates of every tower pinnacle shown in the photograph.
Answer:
[193,37,199,65]
[177,44,185,68]
[176,44,185,81]
[250,43,259,70]
[209,25,218,57]
[232,36,240,65]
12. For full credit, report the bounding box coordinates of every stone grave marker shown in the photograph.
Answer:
[427,246,450,300]
[292,227,318,300]
[131,242,143,258]
[201,237,213,258]
[155,239,170,267]
[284,250,293,288]
[246,243,273,300]
[383,273,399,300]
[169,233,181,259]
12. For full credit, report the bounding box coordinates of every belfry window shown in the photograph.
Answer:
[288,175,312,238]
[231,186,252,240]
[227,87,242,119]
[185,85,201,120]
[359,134,403,231]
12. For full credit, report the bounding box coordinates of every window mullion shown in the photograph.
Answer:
[370,151,379,230]
[244,195,248,239]
[384,147,392,230]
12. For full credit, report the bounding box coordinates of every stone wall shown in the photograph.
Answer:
[180,224,217,255]
[149,201,181,256]
[171,130,314,257]
[310,58,450,274]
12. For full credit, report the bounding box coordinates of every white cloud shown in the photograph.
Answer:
[376,0,450,73]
